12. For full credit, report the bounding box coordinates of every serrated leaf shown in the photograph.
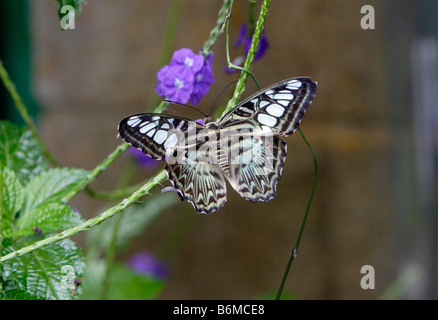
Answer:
[1,167,24,236]
[1,289,41,300]
[1,239,85,300]
[16,203,84,237]
[88,192,179,250]
[0,121,48,185]
[21,167,89,215]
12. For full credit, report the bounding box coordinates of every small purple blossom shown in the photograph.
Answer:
[170,48,204,76]
[127,146,159,171]
[126,251,168,279]
[225,24,269,73]
[155,64,194,104]
[155,48,214,105]
[190,53,215,105]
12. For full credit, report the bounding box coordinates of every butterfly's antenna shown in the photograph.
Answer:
[163,99,208,118]
[207,79,239,116]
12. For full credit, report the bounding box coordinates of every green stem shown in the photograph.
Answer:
[0,170,168,264]
[100,152,140,299]
[201,0,233,57]
[100,212,123,300]
[222,0,271,116]
[60,142,130,204]
[84,182,145,201]
[224,10,261,91]
[276,128,318,300]
[0,60,59,167]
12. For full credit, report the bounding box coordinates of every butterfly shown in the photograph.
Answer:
[118,77,317,214]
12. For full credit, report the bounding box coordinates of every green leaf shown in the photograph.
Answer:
[21,167,89,215]
[88,192,179,250]
[1,167,24,236]
[1,238,85,300]
[15,203,84,237]
[0,121,48,186]
[106,263,165,300]
[1,289,41,300]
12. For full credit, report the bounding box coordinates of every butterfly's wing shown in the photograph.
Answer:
[165,158,227,215]
[220,134,287,202]
[118,113,202,160]
[215,77,315,203]
[218,77,317,136]
[119,113,225,214]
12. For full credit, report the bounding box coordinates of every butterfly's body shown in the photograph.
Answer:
[118,77,317,214]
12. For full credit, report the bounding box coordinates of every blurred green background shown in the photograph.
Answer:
[1,0,437,299]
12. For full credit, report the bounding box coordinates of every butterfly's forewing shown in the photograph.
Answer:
[223,135,287,202]
[211,77,315,204]
[118,113,199,160]
[219,77,317,136]
[165,157,227,214]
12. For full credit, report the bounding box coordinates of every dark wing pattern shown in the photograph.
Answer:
[223,135,287,202]
[219,77,317,136]
[117,77,317,214]
[165,158,227,214]
[118,113,198,160]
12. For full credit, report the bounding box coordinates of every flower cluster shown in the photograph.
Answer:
[155,48,215,105]
[225,24,269,73]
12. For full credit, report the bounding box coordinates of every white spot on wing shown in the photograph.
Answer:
[273,93,294,101]
[265,89,275,98]
[164,133,178,149]
[146,129,155,137]
[259,100,270,108]
[239,106,253,114]
[154,130,168,144]
[262,125,273,134]
[139,122,157,134]
[277,100,289,107]
[257,114,277,127]
[266,104,285,117]
[286,80,302,90]
[127,116,141,127]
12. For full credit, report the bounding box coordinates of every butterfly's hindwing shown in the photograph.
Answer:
[165,160,227,214]
[223,135,287,202]
[219,77,316,136]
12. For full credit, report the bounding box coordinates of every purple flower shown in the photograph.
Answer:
[190,53,215,105]
[126,251,168,279]
[225,24,269,73]
[155,48,214,105]
[127,146,159,171]
[170,48,204,77]
[234,23,249,48]
[155,64,194,104]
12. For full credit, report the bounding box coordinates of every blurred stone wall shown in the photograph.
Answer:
[31,0,392,299]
